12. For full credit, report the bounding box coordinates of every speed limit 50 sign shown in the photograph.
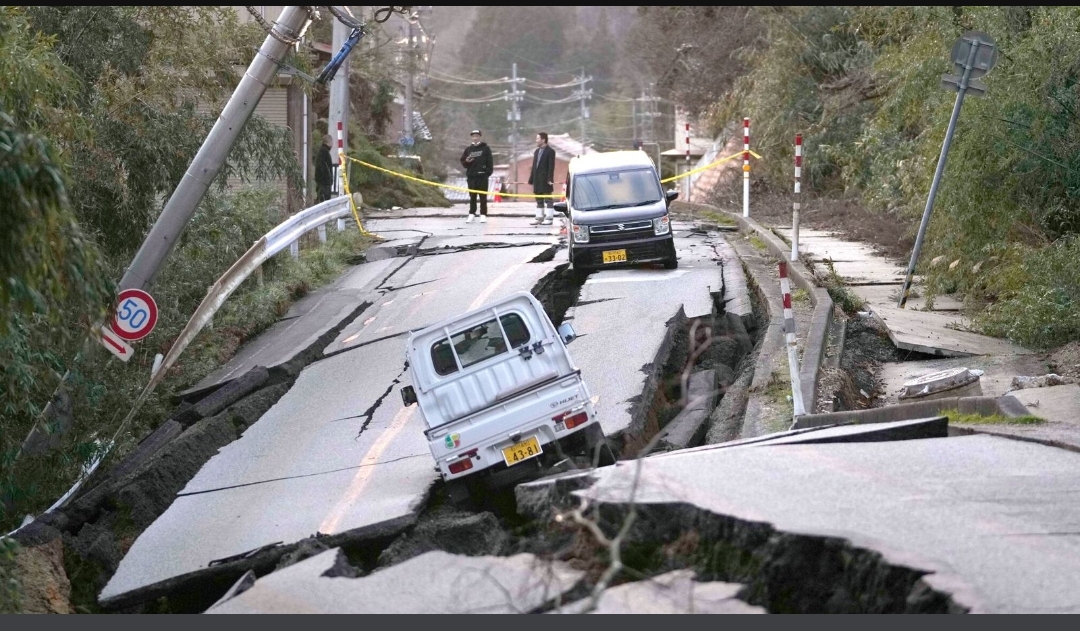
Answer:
[111,288,159,341]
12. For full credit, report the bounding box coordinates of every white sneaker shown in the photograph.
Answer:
[465,214,474,223]
[540,218,553,225]
[529,218,543,226]
[479,215,487,223]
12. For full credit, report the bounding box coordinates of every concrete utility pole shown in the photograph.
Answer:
[575,70,592,152]
[329,18,350,195]
[403,18,415,152]
[507,62,523,193]
[119,6,312,292]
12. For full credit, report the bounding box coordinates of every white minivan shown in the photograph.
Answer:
[399,291,613,500]
[553,150,680,280]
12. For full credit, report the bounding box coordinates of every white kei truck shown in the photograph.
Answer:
[399,291,613,501]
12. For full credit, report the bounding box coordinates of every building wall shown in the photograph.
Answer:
[510,158,571,199]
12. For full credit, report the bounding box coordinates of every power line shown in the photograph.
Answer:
[427,90,509,103]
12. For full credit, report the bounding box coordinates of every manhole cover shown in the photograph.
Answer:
[900,367,981,400]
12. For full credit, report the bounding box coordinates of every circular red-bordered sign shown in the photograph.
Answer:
[110,289,159,341]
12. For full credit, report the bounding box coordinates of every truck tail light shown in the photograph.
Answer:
[448,458,473,475]
[564,411,589,429]
[447,449,478,475]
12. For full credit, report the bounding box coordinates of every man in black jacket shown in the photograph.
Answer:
[528,131,556,225]
[460,129,493,223]
[315,133,334,203]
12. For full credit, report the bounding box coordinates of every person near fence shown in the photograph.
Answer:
[315,133,334,203]
[528,131,556,225]
[460,129,493,223]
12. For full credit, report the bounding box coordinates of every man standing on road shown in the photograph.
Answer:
[460,129,493,223]
[528,131,556,225]
[315,133,334,203]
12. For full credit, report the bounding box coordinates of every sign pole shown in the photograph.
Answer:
[898,31,997,308]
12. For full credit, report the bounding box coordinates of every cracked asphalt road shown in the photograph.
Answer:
[101,203,734,605]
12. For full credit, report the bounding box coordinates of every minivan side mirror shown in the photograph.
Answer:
[557,322,577,345]
[553,201,568,216]
[401,384,417,406]
[665,190,680,205]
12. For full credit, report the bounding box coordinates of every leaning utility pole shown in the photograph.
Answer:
[119,6,312,292]
[329,17,351,193]
[20,6,313,461]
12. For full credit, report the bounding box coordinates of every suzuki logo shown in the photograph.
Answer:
[617,224,625,231]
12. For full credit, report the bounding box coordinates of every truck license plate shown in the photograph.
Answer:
[602,249,627,264]
[502,435,542,466]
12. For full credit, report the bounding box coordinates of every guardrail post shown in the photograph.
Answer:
[337,217,346,231]
[317,223,327,243]
[289,240,299,259]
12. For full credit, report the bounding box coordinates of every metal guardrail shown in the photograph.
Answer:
[265,195,353,255]
[9,195,358,531]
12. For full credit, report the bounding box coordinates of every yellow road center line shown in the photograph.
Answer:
[469,263,522,311]
[319,406,415,535]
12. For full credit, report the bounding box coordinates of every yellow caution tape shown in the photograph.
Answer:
[339,151,377,238]
[342,148,763,199]
[660,149,762,184]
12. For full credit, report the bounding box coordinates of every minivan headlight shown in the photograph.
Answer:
[653,215,671,235]
[572,223,589,243]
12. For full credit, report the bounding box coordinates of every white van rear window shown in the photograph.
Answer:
[431,313,531,376]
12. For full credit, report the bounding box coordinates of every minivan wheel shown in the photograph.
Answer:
[663,256,679,270]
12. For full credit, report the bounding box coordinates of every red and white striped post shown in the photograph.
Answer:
[336,121,345,195]
[742,117,751,218]
[779,261,807,417]
[791,133,802,262]
[684,120,692,202]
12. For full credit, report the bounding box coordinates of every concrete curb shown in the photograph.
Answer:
[734,215,834,414]
[702,207,835,416]
[792,395,1028,429]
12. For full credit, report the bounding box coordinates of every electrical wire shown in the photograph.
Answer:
[427,72,514,86]
[427,91,509,103]
[245,6,310,44]
[325,5,364,29]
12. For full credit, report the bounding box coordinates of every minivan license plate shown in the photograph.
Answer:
[502,436,542,466]
[602,249,627,264]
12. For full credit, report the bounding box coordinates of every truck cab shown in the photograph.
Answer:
[553,150,680,280]
[399,291,612,500]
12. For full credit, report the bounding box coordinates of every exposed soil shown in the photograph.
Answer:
[1044,341,1080,381]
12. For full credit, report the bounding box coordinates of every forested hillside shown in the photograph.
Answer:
[631,6,1080,349]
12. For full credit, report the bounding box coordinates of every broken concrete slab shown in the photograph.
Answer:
[552,434,1080,613]
[878,354,1049,405]
[870,305,1032,358]
[377,509,508,568]
[566,239,722,444]
[327,245,559,354]
[184,258,397,397]
[653,370,719,452]
[734,416,947,447]
[552,570,763,614]
[949,385,1080,453]
[207,549,584,614]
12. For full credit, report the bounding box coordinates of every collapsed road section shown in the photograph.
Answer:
[18,214,767,613]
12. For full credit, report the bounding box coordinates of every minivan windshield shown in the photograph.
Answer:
[571,167,664,211]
